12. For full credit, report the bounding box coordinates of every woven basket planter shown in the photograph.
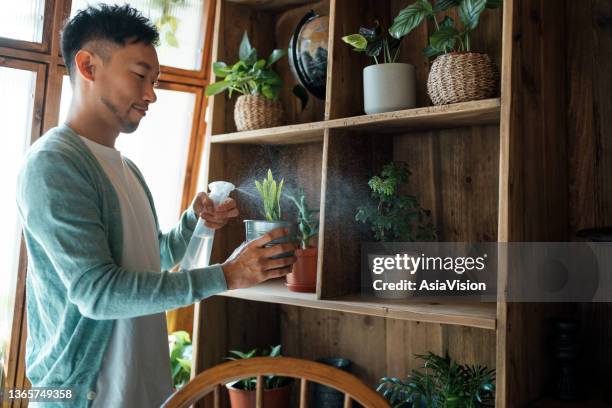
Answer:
[234,94,285,131]
[427,52,499,105]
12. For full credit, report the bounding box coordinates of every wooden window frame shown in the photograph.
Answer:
[0,1,216,406]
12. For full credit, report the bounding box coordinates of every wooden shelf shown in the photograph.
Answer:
[210,121,327,144]
[219,278,497,330]
[210,98,501,144]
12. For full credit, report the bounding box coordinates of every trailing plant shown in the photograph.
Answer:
[377,352,496,408]
[356,162,436,242]
[389,0,502,59]
[168,330,192,389]
[226,345,291,390]
[205,32,308,109]
[255,169,285,222]
[286,188,319,249]
[342,20,403,64]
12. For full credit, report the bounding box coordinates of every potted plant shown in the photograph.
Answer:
[377,352,496,407]
[285,188,319,293]
[342,20,416,115]
[356,162,436,299]
[389,0,501,105]
[205,32,308,131]
[244,169,296,258]
[225,345,292,408]
[168,330,193,390]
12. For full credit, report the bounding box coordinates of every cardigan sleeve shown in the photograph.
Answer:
[16,149,227,320]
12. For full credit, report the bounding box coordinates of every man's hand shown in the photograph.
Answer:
[191,192,238,229]
[221,227,298,290]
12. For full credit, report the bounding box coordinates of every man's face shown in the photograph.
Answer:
[92,40,160,133]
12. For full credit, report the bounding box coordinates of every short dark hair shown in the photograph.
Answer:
[61,4,159,78]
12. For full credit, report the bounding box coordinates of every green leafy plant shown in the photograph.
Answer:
[226,345,291,390]
[255,169,285,222]
[342,20,403,64]
[286,188,319,249]
[356,162,436,242]
[377,353,495,408]
[205,32,308,109]
[389,0,502,58]
[153,0,186,48]
[168,330,192,389]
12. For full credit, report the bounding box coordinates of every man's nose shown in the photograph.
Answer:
[144,83,157,104]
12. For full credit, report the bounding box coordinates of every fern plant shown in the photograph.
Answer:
[286,188,319,249]
[255,169,284,221]
[226,345,291,390]
[168,331,192,389]
[377,353,495,408]
[356,162,436,242]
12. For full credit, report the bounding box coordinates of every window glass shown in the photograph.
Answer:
[0,66,37,379]
[70,0,206,71]
[60,77,196,232]
[0,0,45,43]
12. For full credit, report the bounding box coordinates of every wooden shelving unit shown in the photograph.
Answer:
[192,1,612,407]
[220,278,497,330]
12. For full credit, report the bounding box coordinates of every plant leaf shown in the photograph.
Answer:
[212,61,229,77]
[459,0,487,30]
[439,15,455,28]
[433,0,460,13]
[267,49,286,66]
[342,33,368,50]
[239,31,253,61]
[430,26,460,52]
[205,80,230,97]
[389,0,433,39]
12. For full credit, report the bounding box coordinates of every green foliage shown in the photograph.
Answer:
[342,20,403,64]
[286,188,319,249]
[226,345,291,390]
[168,331,192,389]
[388,0,502,58]
[377,353,496,408]
[153,0,186,48]
[205,32,308,108]
[255,169,284,222]
[356,162,436,242]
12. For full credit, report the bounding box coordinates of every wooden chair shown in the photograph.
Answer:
[161,356,390,408]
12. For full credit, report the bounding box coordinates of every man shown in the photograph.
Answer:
[16,4,295,407]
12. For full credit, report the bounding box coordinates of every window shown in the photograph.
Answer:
[59,77,199,231]
[0,0,46,43]
[0,59,45,398]
[70,0,208,71]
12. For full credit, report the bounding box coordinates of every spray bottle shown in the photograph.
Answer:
[181,181,235,270]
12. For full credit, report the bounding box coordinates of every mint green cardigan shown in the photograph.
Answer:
[16,124,227,407]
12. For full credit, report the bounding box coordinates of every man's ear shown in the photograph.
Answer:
[74,49,97,82]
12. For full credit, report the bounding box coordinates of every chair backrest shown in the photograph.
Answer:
[162,356,390,408]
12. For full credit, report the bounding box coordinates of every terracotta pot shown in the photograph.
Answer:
[286,248,317,293]
[226,382,292,408]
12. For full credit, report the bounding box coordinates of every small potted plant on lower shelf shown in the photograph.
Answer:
[285,187,319,293]
[377,352,496,407]
[244,169,296,257]
[389,0,501,105]
[205,31,307,131]
[168,331,193,391]
[342,19,416,115]
[356,162,436,299]
[225,345,292,408]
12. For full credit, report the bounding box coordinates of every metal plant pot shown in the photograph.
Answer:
[244,220,297,259]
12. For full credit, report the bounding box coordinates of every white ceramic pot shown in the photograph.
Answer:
[363,63,416,115]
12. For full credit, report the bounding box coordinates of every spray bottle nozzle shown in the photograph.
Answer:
[208,181,236,206]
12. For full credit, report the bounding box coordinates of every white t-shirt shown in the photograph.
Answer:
[79,136,173,408]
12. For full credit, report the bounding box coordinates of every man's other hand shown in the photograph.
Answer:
[191,192,238,229]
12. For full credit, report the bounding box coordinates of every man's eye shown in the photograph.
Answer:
[134,73,145,79]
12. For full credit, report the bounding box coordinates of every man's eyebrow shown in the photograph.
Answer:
[136,61,160,77]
